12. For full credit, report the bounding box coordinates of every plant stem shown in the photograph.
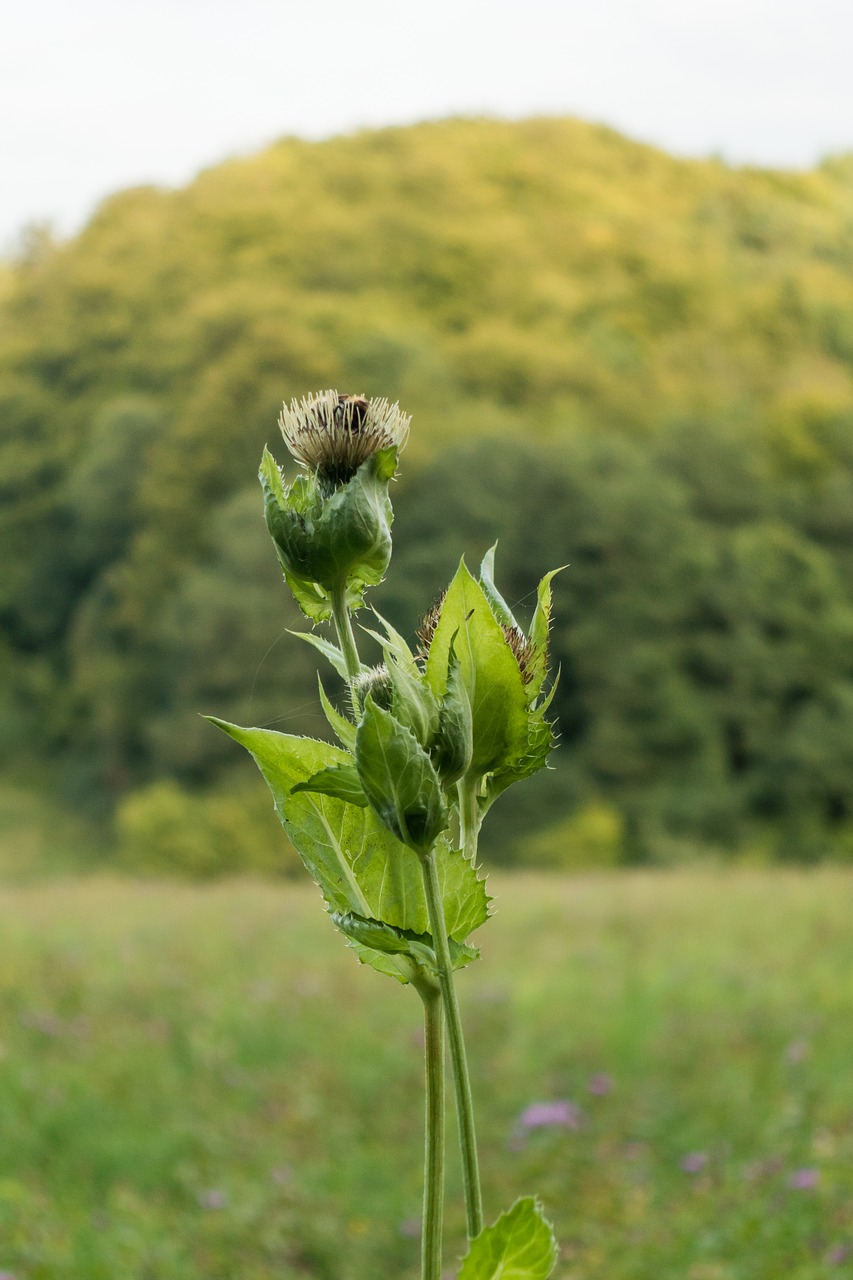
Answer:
[421,847,484,1240]
[415,980,445,1280]
[457,774,481,862]
[331,583,362,711]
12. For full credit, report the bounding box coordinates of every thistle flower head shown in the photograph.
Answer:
[279,390,410,490]
[350,663,394,715]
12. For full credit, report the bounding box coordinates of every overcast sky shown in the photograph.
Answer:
[2,0,852,252]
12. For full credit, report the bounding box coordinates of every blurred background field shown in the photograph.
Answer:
[0,870,851,1279]
[4,116,853,873]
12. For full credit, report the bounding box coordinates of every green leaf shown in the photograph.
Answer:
[431,638,473,786]
[355,700,448,853]
[479,543,520,631]
[364,608,418,666]
[527,568,565,700]
[317,676,356,750]
[206,719,487,981]
[434,836,490,940]
[458,1198,558,1280]
[282,569,334,622]
[425,560,529,775]
[331,912,479,974]
[385,649,440,748]
[483,711,557,812]
[292,763,367,805]
[290,629,356,680]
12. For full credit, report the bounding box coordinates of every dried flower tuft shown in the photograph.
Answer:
[502,624,536,685]
[279,390,410,490]
[416,590,447,659]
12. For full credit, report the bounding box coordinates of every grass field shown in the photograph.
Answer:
[0,870,851,1279]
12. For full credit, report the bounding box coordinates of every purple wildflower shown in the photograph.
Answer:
[198,1188,228,1210]
[788,1167,819,1191]
[519,1100,582,1131]
[828,1244,851,1265]
[588,1073,613,1096]
[681,1151,709,1174]
[785,1039,809,1064]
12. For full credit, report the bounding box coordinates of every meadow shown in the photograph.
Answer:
[0,870,850,1279]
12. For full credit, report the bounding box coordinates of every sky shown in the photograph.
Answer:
[2,0,852,251]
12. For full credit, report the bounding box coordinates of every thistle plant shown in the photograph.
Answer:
[209,390,562,1279]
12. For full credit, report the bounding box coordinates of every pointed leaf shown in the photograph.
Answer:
[458,1198,558,1280]
[290,630,355,680]
[479,543,520,630]
[431,637,474,786]
[385,649,440,747]
[366,608,418,667]
[355,700,448,853]
[292,764,367,806]
[317,676,357,750]
[425,560,529,775]
[331,912,479,973]
[527,568,565,699]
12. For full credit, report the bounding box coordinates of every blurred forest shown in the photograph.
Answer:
[3,115,853,873]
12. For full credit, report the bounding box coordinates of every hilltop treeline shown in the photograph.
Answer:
[3,117,853,868]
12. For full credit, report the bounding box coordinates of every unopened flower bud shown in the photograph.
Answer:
[350,664,394,715]
[260,390,411,620]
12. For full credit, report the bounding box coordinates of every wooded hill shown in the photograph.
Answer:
[3,116,853,868]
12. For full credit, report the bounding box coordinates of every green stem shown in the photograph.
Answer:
[331,583,362,712]
[415,980,445,1280]
[421,848,484,1240]
[457,774,480,861]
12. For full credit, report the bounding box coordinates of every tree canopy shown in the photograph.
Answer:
[3,116,853,866]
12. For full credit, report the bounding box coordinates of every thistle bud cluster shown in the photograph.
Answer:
[260,390,410,621]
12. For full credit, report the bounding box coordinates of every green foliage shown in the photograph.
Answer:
[115,779,298,878]
[4,116,853,863]
[425,561,530,776]
[518,802,626,871]
[354,700,448,855]
[208,719,488,982]
[458,1198,557,1280]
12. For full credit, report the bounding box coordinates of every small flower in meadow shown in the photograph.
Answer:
[198,1188,228,1210]
[681,1151,709,1174]
[828,1243,851,1265]
[520,1100,582,1131]
[588,1073,613,1096]
[788,1167,819,1191]
[279,390,410,490]
[785,1038,809,1064]
[399,1217,422,1238]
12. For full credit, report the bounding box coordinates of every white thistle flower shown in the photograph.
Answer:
[278,390,410,487]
